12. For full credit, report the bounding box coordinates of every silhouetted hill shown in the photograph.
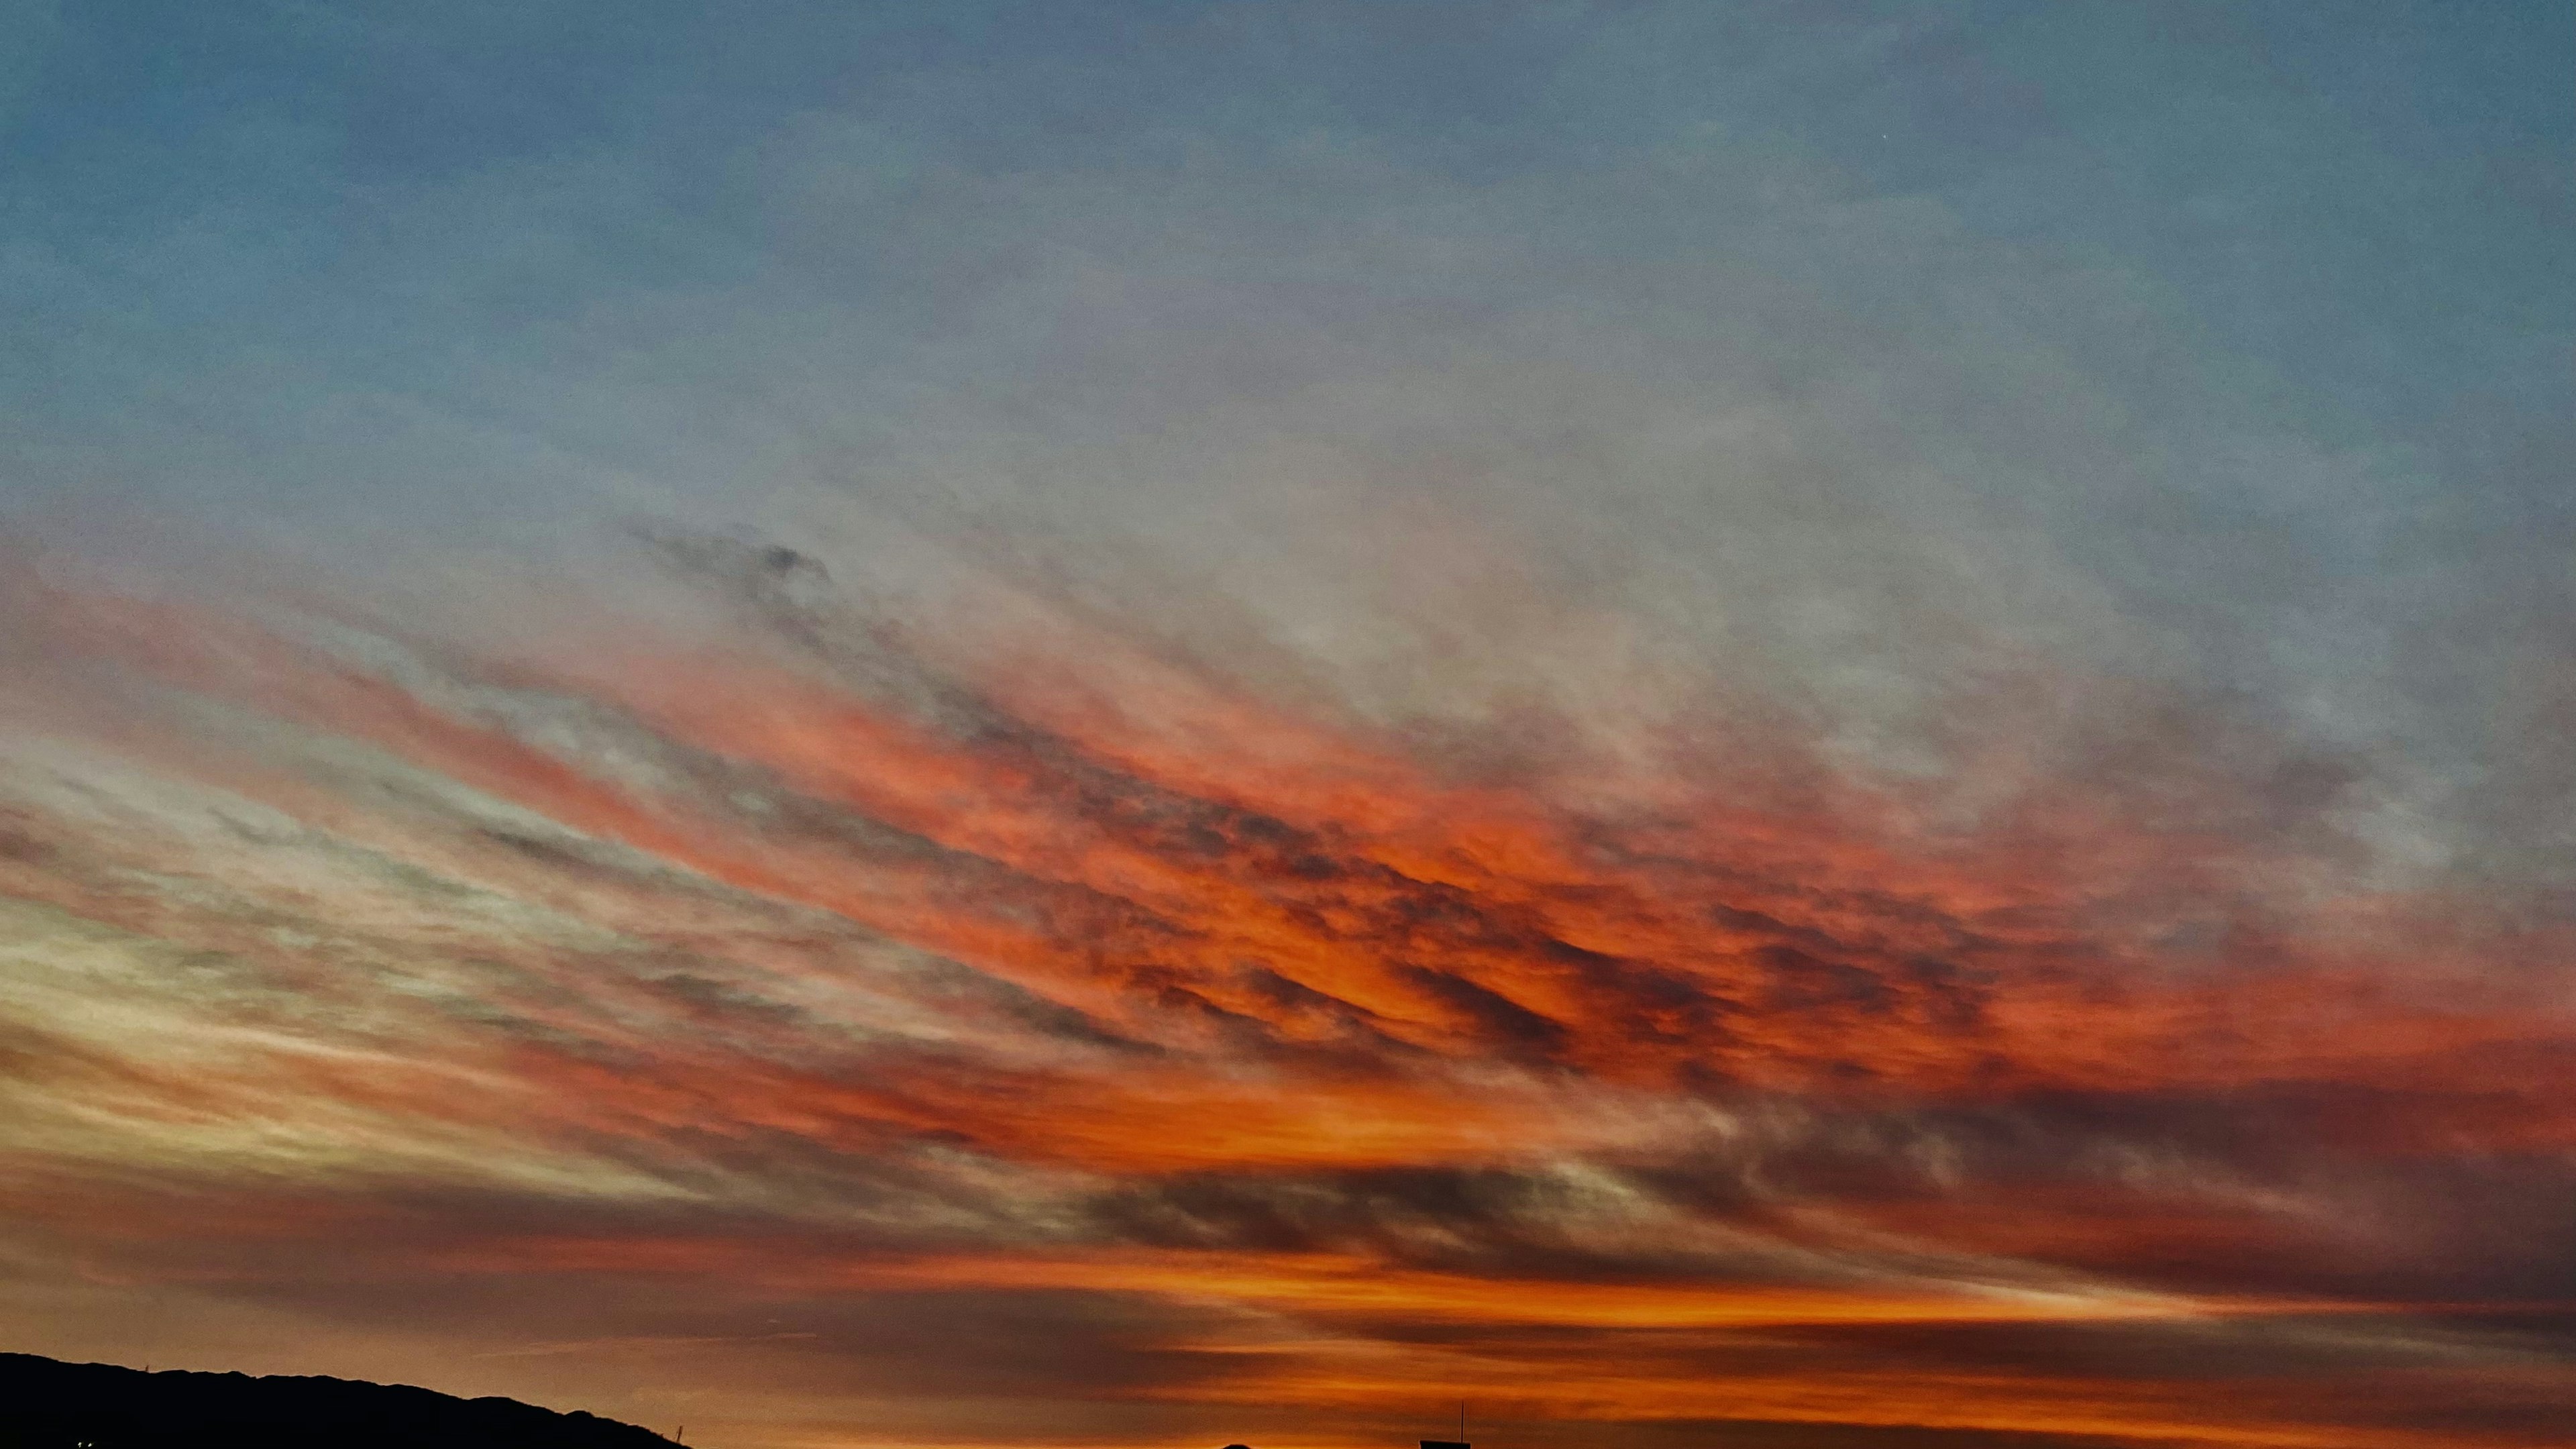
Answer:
[0,1352,679,1449]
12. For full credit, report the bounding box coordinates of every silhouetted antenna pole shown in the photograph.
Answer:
[1421,1401,1470,1449]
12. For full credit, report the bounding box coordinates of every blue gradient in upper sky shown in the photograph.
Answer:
[10,1,2569,870]
[9,3,2565,411]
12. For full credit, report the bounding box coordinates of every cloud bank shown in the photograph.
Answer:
[3,4,2571,1447]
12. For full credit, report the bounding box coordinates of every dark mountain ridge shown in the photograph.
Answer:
[0,1352,679,1449]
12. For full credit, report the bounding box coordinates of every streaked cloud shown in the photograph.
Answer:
[3,4,2570,1447]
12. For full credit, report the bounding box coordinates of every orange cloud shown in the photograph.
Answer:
[5,557,2574,1449]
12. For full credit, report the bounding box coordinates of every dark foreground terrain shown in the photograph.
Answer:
[0,1352,678,1448]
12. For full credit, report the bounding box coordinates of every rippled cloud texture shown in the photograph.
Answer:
[4,3,2573,1447]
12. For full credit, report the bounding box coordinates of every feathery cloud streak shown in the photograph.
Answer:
[3,4,2572,1447]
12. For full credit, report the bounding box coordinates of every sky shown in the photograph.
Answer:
[2,2,2573,1446]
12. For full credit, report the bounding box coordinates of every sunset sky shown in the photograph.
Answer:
[3,4,2573,1447]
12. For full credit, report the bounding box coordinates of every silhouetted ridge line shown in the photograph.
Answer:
[0,1352,678,1449]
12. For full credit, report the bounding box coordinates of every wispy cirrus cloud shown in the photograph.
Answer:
[3,517,2571,1445]
[4,4,2572,1447]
